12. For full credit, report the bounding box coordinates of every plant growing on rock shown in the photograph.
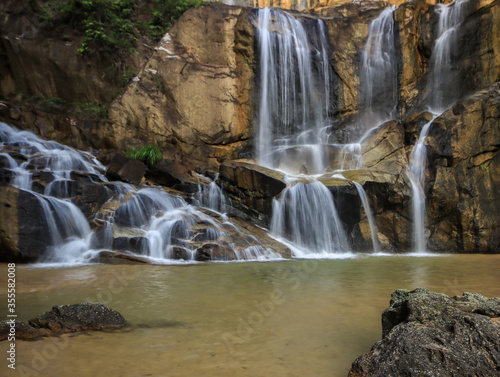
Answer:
[146,0,204,41]
[126,144,162,165]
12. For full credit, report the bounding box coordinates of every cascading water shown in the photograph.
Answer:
[0,122,282,263]
[271,180,350,256]
[256,8,386,255]
[352,182,380,253]
[255,8,331,174]
[0,122,104,263]
[195,173,231,214]
[359,6,397,129]
[407,0,469,252]
[407,120,433,253]
[427,0,469,112]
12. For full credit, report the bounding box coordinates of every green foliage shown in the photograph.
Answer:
[39,97,67,112]
[71,101,109,118]
[34,0,138,56]
[126,144,162,165]
[480,161,490,171]
[76,0,138,55]
[146,0,204,41]
[33,0,205,55]
[121,69,136,87]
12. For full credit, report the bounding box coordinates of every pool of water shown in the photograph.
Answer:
[1,254,500,376]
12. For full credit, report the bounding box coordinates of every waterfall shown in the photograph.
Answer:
[359,6,397,130]
[427,0,469,112]
[0,122,104,263]
[271,180,349,256]
[38,194,94,263]
[255,8,331,174]
[0,122,282,263]
[406,0,468,252]
[352,182,380,253]
[407,119,434,253]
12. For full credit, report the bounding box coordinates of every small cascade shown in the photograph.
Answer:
[337,143,363,171]
[0,122,284,264]
[318,19,331,118]
[427,0,469,112]
[0,122,105,262]
[407,119,434,253]
[38,194,93,263]
[359,6,398,128]
[271,180,349,256]
[255,8,331,173]
[352,182,380,253]
[196,174,231,213]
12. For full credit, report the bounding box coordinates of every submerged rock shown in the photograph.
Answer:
[89,250,153,265]
[349,288,500,377]
[0,303,127,341]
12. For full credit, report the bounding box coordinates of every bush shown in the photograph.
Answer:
[126,144,162,165]
[147,0,204,41]
[33,0,205,55]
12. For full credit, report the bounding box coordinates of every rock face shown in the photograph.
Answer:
[0,186,53,262]
[425,83,500,252]
[218,160,287,224]
[349,288,500,377]
[0,0,499,256]
[0,0,148,104]
[0,303,127,341]
[108,5,255,168]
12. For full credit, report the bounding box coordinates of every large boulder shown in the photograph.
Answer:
[349,288,500,377]
[0,303,127,341]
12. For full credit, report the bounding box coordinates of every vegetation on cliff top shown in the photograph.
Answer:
[31,0,204,56]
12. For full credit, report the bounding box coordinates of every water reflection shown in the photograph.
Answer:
[1,255,499,377]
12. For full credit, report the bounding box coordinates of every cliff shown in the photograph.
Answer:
[0,0,499,255]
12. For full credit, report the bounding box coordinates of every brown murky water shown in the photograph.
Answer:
[1,254,500,376]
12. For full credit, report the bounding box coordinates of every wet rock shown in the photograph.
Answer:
[218,160,287,224]
[225,214,292,258]
[112,236,150,254]
[171,246,191,260]
[349,288,500,377]
[105,154,146,185]
[195,243,237,261]
[70,170,106,183]
[0,186,53,262]
[145,160,184,188]
[89,250,153,265]
[0,303,127,341]
[73,182,113,219]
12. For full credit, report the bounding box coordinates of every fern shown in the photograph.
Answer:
[126,145,162,165]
